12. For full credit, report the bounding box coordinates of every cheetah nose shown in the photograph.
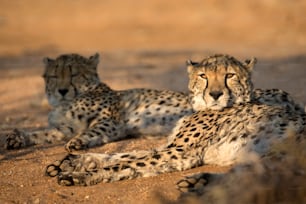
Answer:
[58,89,69,96]
[209,91,223,100]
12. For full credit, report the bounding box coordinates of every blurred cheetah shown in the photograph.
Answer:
[6,53,192,151]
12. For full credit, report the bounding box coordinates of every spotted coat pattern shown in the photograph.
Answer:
[6,53,192,152]
[45,54,305,186]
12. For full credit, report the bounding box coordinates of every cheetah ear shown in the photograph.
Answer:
[186,60,198,73]
[244,57,257,71]
[43,57,54,66]
[88,53,100,67]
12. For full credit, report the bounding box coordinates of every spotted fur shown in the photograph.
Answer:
[6,53,192,151]
[45,54,305,186]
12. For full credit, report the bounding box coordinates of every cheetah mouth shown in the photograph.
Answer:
[49,97,73,106]
[58,95,74,101]
[208,103,225,110]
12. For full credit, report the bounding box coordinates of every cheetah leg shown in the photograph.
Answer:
[46,152,148,186]
[65,119,125,152]
[6,128,67,149]
[177,173,221,194]
[46,153,131,186]
[46,148,203,186]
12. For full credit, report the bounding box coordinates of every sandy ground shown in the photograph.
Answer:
[0,1,306,203]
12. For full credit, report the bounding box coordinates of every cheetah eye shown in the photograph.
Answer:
[199,73,207,79]
[226,73,235,79]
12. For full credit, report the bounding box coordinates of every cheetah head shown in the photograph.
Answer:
[186,54,256,111]
[43,53,100,107]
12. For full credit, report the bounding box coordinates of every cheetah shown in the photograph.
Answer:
[6,53,192,152]
[45,54,305,187]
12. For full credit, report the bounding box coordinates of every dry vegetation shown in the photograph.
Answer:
[0,0,306,203]
[172,134,306,204]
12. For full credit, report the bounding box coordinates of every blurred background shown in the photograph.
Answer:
[0,0,306,120]
[1,0,306,56]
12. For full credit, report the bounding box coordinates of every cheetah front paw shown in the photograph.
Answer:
[65,138,87,152]
[46,154,82,177]
[5,129,27,150]
[177,173,212,194]
[46,153,101,185]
